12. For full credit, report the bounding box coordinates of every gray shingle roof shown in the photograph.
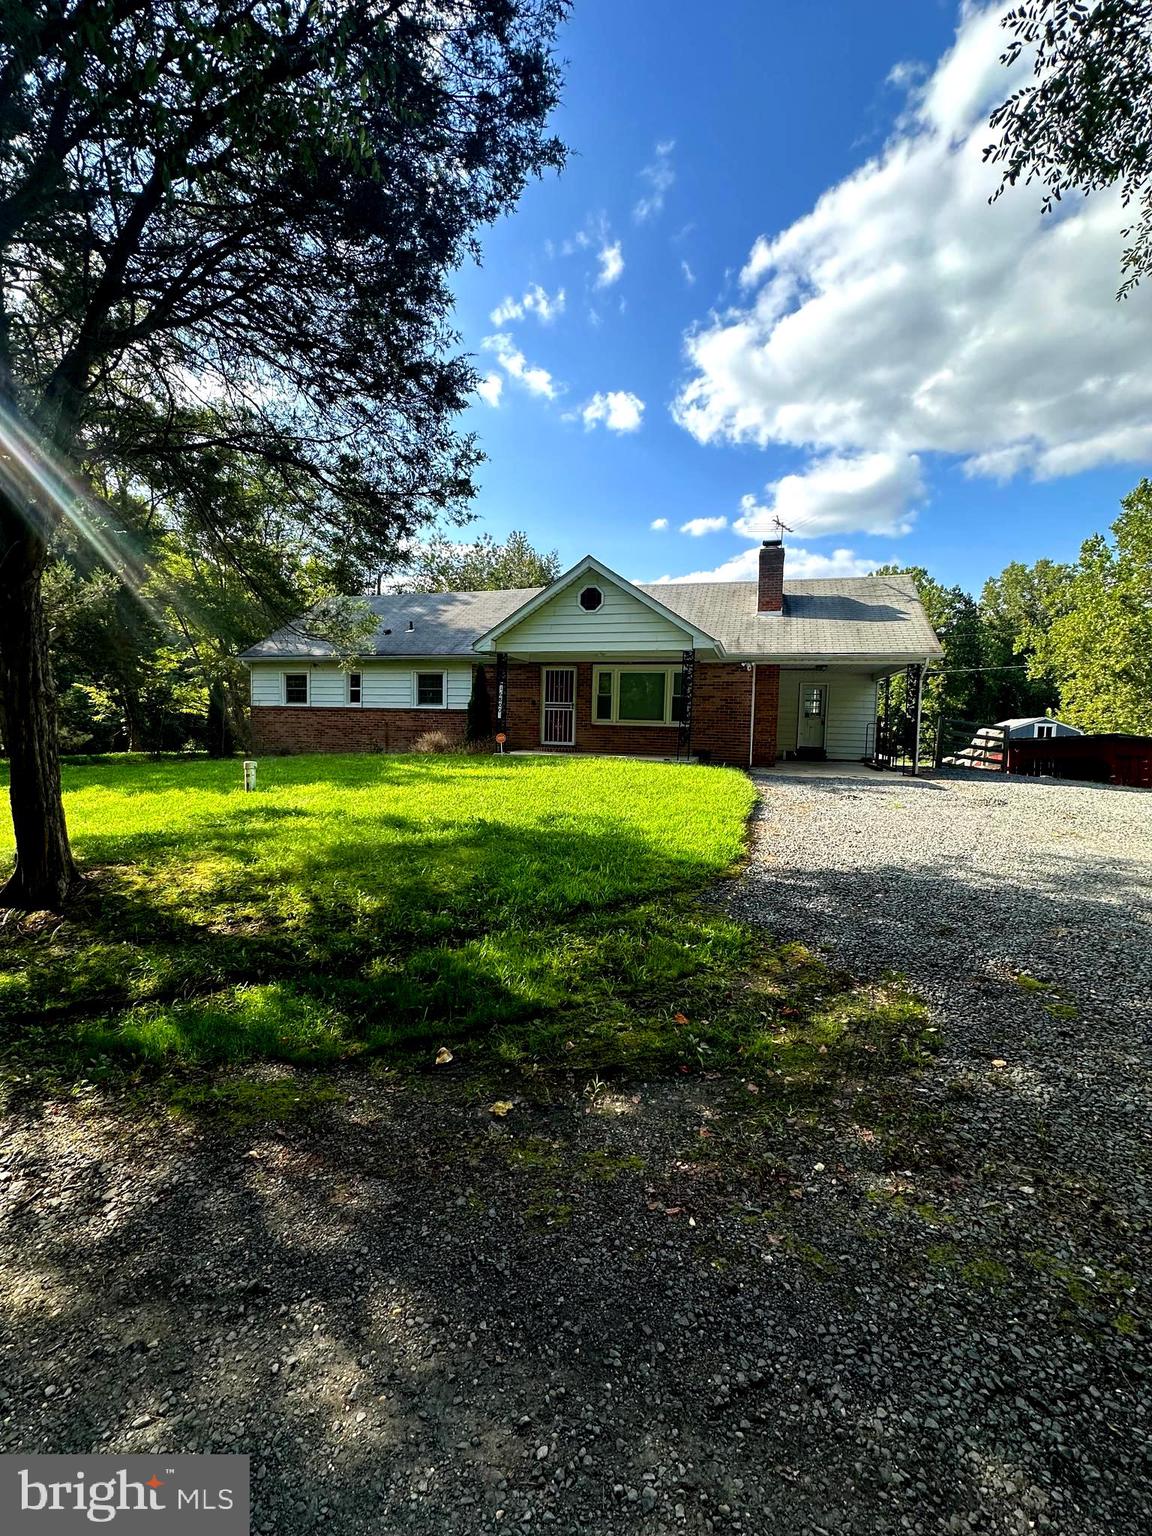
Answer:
[239,588,540,660]
[637,575,943,660]
[240,573,940,663]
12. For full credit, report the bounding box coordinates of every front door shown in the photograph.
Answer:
[541,667,576,746]
[797,683,827,754]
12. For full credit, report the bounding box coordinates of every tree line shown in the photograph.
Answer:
[36,522,561,757]
[38,473,1152,768]
[886,479,1152,738]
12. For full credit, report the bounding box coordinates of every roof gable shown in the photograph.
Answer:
[472,556,718,652]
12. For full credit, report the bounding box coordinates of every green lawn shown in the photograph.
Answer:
[0,753,930,1096]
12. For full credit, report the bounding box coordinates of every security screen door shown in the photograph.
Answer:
[542,667,576,745]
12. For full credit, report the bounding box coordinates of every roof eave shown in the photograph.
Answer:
[726,650,943,666]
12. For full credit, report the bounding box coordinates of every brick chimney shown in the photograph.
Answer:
[757,539,785,613]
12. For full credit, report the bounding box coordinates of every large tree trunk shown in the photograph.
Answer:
[0,511,79,909]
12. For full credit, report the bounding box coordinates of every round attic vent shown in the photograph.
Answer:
[578,584,604,612]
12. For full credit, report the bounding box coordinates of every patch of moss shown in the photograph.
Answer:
[1043,1000,1079,1021]
[865,1190,951,1226]
[914,1201,954,1226]
[578,1149,645,1182]
[783,1235,841,1277]
[522,1189,573,1228]
[1024,1250,1135,1307]
[1012,973,1078,1021]
[505,1137,564,1173]
[1013,974,1049,993]
[166,1076,343,1129]
[923,1243,1009,1288]
[962,1256,1010,1287]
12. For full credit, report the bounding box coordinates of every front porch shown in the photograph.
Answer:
[484,657,914,768]
[489,655,732,761]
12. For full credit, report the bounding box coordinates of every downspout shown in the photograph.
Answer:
[747,663,757,768]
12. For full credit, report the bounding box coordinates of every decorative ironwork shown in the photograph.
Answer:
[874,675,893,766]
[677,648,695,761]
[494,652,509,733]
[874,664,924,775]
[906,662,924,777]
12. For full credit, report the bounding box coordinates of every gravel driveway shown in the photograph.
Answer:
[1,766,1148,1536]
[738,763,1152,1206]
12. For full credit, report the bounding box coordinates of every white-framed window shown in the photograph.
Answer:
[579,584,604,612]
[283,671,309,705]
[1035,722,1055,738]
[591,665,684,726]
[413,670,447,708]
[347,670,363,706]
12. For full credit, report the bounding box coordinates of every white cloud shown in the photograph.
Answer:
[651,545,882,584]
[674,3,1152,490]
[634,140,675,222]
[679,515,728,537]
[596,240,625,288]
[482,333,558,400]
[475,372,503,408]
[650,517,669,530]
[885,59,925,90]
[581,390,645,433]
[735,452,923,539]
[681,259,696,286]
[489,283,566,326]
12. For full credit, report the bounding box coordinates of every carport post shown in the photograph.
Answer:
[910,661,926,778]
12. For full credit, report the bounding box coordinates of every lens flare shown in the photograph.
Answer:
[0,406,166,624]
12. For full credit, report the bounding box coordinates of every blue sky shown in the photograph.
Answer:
[450,1,1151,594]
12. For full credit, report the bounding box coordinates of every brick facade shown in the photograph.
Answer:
[752,665,779,765]
[486,660,779,766]
[688,662,778,766]
[250,661,779,763]
[250,705,468,755]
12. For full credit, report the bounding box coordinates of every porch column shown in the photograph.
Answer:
[677,648,695,761]
[494,652,509,734]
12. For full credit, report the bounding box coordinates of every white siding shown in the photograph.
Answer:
[248,661,473,709]
[499,578,691,654]
[776,671,879,760]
